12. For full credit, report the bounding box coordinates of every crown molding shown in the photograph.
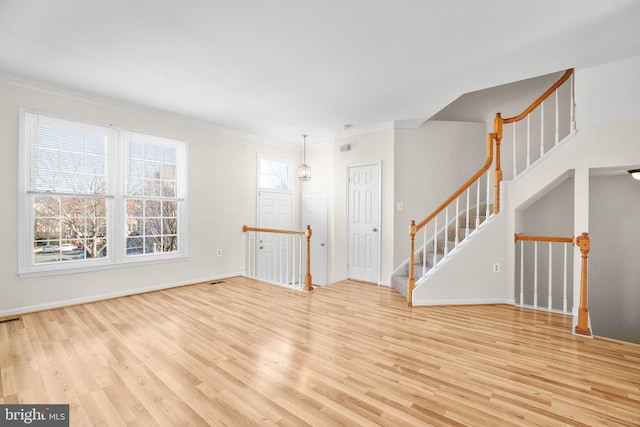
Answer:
[0,71,299,149]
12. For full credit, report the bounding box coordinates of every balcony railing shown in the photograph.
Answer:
[242,225,313,292]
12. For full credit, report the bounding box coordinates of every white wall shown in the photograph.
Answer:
[576,54,640,128]
[0,82,300,316]
[393,120,487,266]
[433,71,566,131]
[330,129,394,285]
[412,213,510,305]
[412,56,640,310]
[589,175,640,344]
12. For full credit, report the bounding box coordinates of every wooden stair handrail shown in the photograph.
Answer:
[492,69,574,213]
[415,133,496,232]
[243,225,306,236]
[502,69,574,125]
[242,224,313,291]
[407,133,495,306]
[516,232,592,336]
[407,69,575,307]
[514,234,574,244]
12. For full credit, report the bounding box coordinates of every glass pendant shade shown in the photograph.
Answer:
[298,164,311,181]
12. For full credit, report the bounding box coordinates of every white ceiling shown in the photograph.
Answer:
[1,1,640,146]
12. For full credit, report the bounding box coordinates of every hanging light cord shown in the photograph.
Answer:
[302,134,307,164]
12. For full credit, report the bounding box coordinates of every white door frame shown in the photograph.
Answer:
[347,161,382,284]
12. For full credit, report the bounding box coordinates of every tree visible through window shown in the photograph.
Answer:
[259,157,290,190]
[29,117,109,264]
[20,111,186,275]
[125,134,179,255]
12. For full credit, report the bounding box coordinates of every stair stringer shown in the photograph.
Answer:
[412,212,512,306]
[410,119,640,307]
[411,131,580,307]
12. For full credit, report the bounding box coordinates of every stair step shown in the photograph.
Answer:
[466,204,493,217]
[457,215,487,228]
[395,205,494,292]
[391,275,409,297]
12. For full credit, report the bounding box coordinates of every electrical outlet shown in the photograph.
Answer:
[493,263,500,273]
[216,249,222,257]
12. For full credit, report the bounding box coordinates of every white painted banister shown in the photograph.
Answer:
[403,70,574,306]
[501,69,574,179]
[514,234,574,314]
[242,225,313,291]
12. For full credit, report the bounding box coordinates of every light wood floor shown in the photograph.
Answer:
[1,277,639,426]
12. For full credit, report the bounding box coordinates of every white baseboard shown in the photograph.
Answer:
[0,272,243,318]
[412,297,515,306]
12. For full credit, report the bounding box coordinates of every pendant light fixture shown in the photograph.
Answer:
[628,169,640,180]
[298,134,311,181]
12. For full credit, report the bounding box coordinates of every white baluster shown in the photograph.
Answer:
[485,171,490,218]
[534,241,538,308]
[422,227,427,275]
[512,123,517,179]
[290,235,295,286]
[519,240,524,306]
[475,180,481,229]
[444,207,449,258]
[563,242,568,313]
[246,232,252,278]
[288,235,292,286]
[465,188,470,239]
[570,72,576,132]
[267,234,272,281]
[540,101,545,157]
[279,236,283,284]
[433,216,438,267]
[278,234,283,284]
[454,197,459,249]
[526,115,531,168]
[555,89,560,145]
[283,235,288,285]
[548,242,553,310]
[298,235,303,288]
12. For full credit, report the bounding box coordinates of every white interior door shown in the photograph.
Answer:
[302,192,327,286]
[257,191,292,282]
[348,163,380,283]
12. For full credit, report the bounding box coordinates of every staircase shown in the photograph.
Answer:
[392,69,576,306]
[391,206,490,297]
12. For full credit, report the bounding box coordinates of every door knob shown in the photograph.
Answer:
[259,246,264,249]
[321,243,325,246]
[372,228,378,232]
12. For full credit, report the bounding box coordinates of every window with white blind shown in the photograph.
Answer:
[19,110,187,276]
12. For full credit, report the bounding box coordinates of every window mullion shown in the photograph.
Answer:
[19,110,186,276]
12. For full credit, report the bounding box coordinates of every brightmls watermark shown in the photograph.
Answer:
[0,405,69,426]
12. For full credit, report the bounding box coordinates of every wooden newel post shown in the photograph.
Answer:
[407,220,417,307]
[493,114,503,215]
[574,232,591,336]
[304,225,313,292]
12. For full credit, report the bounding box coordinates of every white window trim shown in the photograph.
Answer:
[18,108,188,278]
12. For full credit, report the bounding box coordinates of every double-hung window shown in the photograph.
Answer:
[19,110,187,276]
[123,131,183,257]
